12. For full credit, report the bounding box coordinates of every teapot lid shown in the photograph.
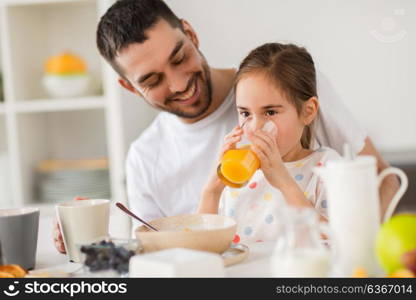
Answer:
[325,155,376,169]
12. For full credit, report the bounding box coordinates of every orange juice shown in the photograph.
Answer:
[217,146,260,188]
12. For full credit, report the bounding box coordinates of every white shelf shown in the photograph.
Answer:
[0,116,12,207]
[2,0,102,100]
[14,96,106,113]
[0,0,158,238]
[0,0,113,208]
[3,0,92,6]
[16,109,109,204]
[0,114,6,149]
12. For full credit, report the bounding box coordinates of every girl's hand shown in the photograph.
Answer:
[198,125,244,214]
[247,129,291,189]
[247,125,314,210]
[203,125,244,194]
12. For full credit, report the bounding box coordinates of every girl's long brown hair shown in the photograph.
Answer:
[236,43,318,149]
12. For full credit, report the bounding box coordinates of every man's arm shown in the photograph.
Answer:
[359,137,401,220]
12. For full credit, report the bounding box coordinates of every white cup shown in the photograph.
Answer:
[56,199,110,262]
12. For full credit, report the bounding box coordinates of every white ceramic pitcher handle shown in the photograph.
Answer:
[378,167,408,223]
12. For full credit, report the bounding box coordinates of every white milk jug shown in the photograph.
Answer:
[270,207,331,277]
[314,154,408,276]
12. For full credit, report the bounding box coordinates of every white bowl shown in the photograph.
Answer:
[43,74,90,98]
[135,214,237,254]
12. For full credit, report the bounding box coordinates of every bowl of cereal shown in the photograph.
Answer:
[135,214,237,254]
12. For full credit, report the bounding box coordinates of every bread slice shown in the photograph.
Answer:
[0,271,15,278]
[0,265,27,277]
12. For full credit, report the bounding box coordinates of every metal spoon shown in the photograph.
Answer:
[115,202,159,232]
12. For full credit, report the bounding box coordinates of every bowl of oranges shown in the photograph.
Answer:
[42,52,90,98]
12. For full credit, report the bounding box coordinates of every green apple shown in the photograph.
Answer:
[376,213,416,274]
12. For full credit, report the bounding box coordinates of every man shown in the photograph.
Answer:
[54,0,398,253]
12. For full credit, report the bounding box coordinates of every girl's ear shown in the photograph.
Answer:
[180,19,199,48]
[302,97,319,125]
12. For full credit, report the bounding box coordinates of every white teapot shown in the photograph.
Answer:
[314,148,408,277]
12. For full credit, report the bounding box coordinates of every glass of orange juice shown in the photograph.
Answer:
[217,145,260,188]
[217,120,277,188]
[217,120,262,188]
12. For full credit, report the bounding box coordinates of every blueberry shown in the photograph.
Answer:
[81,246,96,256]
[109,258,117,268]
[117,263,128,274]
[89,261,101,272]
[85,256,95,266]
[101,261,110,270]
[117,247,130,259]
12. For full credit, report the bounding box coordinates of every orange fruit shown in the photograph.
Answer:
[45,52,87,74]
[388,269,415,278]
[352,267,368,278]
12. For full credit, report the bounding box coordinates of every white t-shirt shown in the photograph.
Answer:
[219,147,341,245]
[126,72,367,226]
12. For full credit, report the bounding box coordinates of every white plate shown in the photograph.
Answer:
[26,263,84,278]
[222,243,249,267]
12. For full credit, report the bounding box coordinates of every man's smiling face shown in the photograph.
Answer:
[116,19,213,119]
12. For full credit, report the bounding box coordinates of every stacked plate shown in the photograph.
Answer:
[0,71,4,101]
[36,159,111,203]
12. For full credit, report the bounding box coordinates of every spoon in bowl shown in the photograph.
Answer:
[115,202,159,232]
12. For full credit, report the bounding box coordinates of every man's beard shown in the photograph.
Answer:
[151,53,213,120]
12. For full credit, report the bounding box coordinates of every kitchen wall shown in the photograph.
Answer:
[162,0,416,211]
[167,0,415,154]
[1,1,414,209]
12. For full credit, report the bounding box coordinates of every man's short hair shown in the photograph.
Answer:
[97,0,182,73]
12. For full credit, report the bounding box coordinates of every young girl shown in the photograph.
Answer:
[198,43,341,244]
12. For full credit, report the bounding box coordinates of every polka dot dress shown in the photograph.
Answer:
[219,146,341,245]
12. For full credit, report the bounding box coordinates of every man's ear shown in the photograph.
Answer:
[118,78,143,97]
[180,19,199,48]
[303,96,319,125]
